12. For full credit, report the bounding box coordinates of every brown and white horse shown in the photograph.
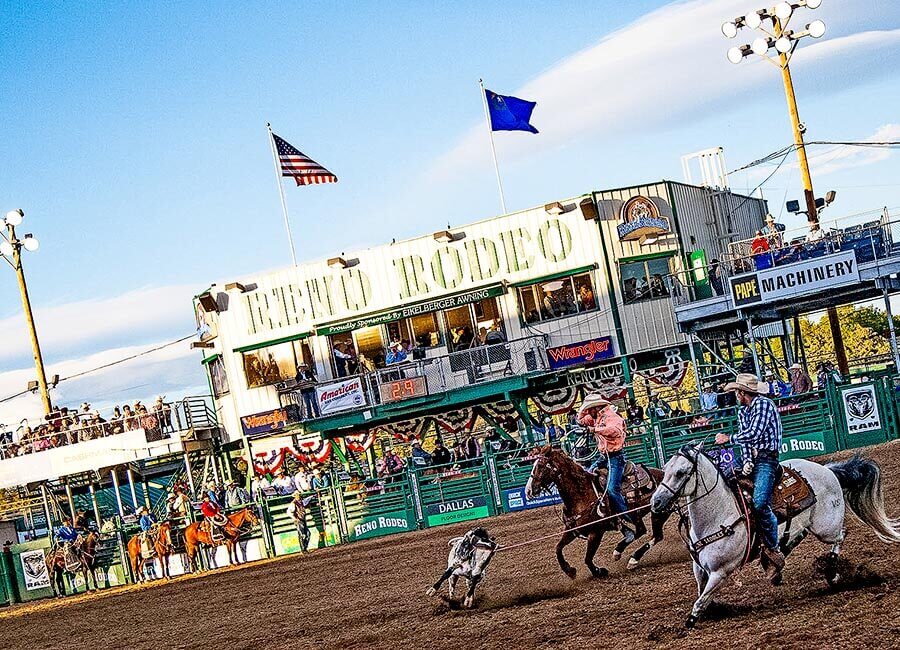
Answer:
[46,531,99,597]
[127,521,175,581]
[183,507,258,571]
[525,446,670,579]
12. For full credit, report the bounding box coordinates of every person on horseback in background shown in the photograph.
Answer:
[55,517,80,565]
[200,493,227,541]
[577,393,636,544]
[716,373,785,584]
[138,506,157,550]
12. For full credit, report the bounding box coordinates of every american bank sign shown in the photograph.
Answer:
[242,210,599,335]
[730,251,859,307]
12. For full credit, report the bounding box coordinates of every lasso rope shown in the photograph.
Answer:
[496,503,652,552]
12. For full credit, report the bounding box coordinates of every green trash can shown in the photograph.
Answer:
[0,548,16,605]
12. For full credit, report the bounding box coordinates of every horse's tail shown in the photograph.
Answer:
[828,454,900,543]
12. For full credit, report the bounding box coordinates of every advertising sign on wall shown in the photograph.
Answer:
[842,385,882,434]
[731,251,859,307]
[502,486,562,512]
[20,549,51,591]
[425,496,489,526]
[349,510,415,541]
[546,336,614,369]
[317,377,367,416]
[240,405,300,438]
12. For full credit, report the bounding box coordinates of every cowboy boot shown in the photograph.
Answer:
[761,546,785,585]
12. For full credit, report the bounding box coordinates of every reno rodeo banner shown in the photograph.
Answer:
[546,336,615,369]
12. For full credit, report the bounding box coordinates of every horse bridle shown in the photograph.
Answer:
[657,446,720,508]
[528,455,560,496]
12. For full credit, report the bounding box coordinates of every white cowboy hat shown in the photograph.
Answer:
[578,392,611,416]
[765,213,776,222]
[724,373,766,394]
[789,363,802,370]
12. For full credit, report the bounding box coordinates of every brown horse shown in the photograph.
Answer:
[127,521,175,581]
[46,531,99,597]
[525,446,671,579]
[183,508,258,571]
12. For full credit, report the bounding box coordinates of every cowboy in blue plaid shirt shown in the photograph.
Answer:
[715,373,785,584]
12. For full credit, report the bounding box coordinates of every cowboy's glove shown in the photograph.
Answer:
[741,460,754,476]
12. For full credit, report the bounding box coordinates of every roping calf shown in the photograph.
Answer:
[426,527,498,608]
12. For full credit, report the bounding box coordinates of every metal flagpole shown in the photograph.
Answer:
[478,79,508,215]
[266,122,298,267]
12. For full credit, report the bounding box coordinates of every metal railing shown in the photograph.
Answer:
[668,209,900,307]
[285,336,549,419]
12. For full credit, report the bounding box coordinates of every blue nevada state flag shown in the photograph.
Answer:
[485,89,538,133]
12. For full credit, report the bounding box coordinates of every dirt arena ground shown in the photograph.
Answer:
[4,442,900,650]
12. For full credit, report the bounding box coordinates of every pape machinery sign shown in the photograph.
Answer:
[730,251,859,307]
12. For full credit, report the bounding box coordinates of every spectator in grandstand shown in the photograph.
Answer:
[762,214,785,248]
[750,230,771,270]
[709,259,724,296]
[451,439,468,466]
[287,491,311,553]
[383,448,406,476]
[410,440,432,466]
[625,398,645,425]
[109,406,124,434]
[333,342,353,377]
[761,370,791,398]
[807,223,826,242]
[700,383,719,412]
[647,393,672,419]
[122,404,137,430]
[817,361,843,390]
[292,466,311,493]
[789,363,813,395]
[154,396,172,433]
[462,433,481,462]
[296,366,319,419]
[224,480,251,508]
[385,341,408,365]
[431,439,452,466]
[273,470,295,495]
[312,467,331,490]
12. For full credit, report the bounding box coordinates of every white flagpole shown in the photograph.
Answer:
[479,79,508,215]
[267,122,298,267]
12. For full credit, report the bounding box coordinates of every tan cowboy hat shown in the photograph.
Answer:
[789,363,802,370]
[724,373,766,394]
[765,213,776,223]
[578,392,610,416]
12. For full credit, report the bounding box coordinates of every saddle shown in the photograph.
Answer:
[592,462,655,503]
[734,465,816,522]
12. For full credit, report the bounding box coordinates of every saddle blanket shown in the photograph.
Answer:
[736,466,817,521]
[592,462,655,501]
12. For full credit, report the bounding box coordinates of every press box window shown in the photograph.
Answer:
[207,356,229,398]
[517,272,598,324]
[243,340,312,388]
[620,257,672,304]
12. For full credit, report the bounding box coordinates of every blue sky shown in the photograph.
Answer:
[1,0,899,421]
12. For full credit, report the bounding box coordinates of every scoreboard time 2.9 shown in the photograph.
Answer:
[379,376,427,403]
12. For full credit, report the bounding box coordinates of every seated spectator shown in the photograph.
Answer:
[311,467,331,490]
[699,383,719,411]
[761,370,791,397]
[410,440,432,466]
[294,465,313,493]
[273,470,295,495]
[385,341,408,365]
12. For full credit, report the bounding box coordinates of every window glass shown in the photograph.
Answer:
[243,342,299,388]
[621,257,672,304]
[409,313,442,348]
[516,273,597,323]
[208,357,229,397]
[445,306,475,351]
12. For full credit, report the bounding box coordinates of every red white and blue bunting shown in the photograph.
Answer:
[530,387,580,415]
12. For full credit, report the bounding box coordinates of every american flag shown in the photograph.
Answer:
[272,133,338,186]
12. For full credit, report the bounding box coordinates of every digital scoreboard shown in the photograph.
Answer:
[379,376,427,403]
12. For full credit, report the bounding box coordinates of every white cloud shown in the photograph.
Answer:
[0,339,206,427]
[0,283,198,368]
[429,0,900,181]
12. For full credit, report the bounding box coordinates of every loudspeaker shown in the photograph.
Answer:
[580,197,599,221]
[198,292,218,312]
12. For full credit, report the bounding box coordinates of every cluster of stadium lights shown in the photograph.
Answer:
[723,0,826,64]
[0,209,40,259]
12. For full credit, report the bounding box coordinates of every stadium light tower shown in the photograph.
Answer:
[1,209,53,415]
[722,0,826,226]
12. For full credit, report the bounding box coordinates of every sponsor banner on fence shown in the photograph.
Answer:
[546,336,614,370]
[502,486,562,512]
[349,509,415,541]
[20,549,51,591]
[781,432,827,460]
[317,377,367,416]
[842,385,882,434]
[425,496,489,526]
[731,251,859,307]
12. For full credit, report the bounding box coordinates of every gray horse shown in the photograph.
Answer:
[652,444,900,628]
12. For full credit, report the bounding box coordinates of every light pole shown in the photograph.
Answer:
[723,0,826,226]
[0,209,53,415]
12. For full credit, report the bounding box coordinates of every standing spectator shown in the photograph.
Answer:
[296,366,319,420]
[625,398,644,425]
[287,492,311,553]
[709,259,724,296]
[789,363,813,395]
[171,488,191,521]
[383,448,405,477]
[762,214,785,248]
[410,440,432,466]
[431,439,452,466]
[224,480,250,508]
[273,470,295,495]
[462,433,481,462]
[154,396,172,433]
[700,383,719,411]
[333,342,352,377]
[648,394,672,419]
[311,467,331,490]
[294,465,313,493]
[750,230,772,270]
